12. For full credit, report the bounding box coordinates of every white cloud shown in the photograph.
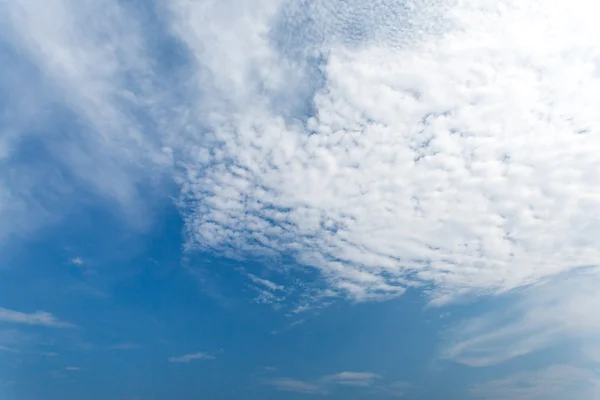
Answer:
[378,381,415,398]
[247,274,285,292]
[265,378,326,394]
[64,366,81,371]
[168,352,215,363]
[470,365,600,400]
[266,371,383,394]
[0,0,177,240]
[322,371,382,387]
[69,257,84,266]
[442,269,600,367]
[2,0,599,312]
[246,273,288,305]
[165,2,600,384]
[171,0,600,306]
[0,307,75,328]
[0,1,598,396]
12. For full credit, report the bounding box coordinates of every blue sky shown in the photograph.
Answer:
[2,0,600,399]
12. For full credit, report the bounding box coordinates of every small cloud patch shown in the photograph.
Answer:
[69,257,84,266]
[0,307,75,328]
[265,378,326,394]
[168,352,215,363]
[322,371,382,387]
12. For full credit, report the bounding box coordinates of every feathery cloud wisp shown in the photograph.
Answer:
[470,365,600,400]
[265,370,384,394]
[442,269,600,367]
[265,378,326,394]
[322,371,382,387]
[168,352,215,363]
[0,307,75,328]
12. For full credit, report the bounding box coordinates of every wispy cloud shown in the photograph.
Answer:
[69,257,84,266]
[0,0,177,241]
[322,371,382,387]
[376,381,415,398]
[0,328,35,350]
[0,307,75,328]
[107,343,140,351]
[247,274,285,292]
[265,371,382,394]
[470,365,600,400]
[442,269,600,367]
[0,345,19,353]
[265,378,326,394]
[64,366,81,371]
[290,319,305,327]
[168,352,215,363]
[245,273,290,306]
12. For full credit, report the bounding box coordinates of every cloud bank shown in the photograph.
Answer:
[173,0,600,304]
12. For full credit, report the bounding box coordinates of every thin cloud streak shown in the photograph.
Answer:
[265,371,382,394]
[322,371,382,387]
[470,365,600,400]
[442,269,600,367]
[0,307,75,328]
[265,378,326,394]
[168,352,215,363]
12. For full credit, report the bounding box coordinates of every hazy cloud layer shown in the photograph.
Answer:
[0,0,177,241]
[471,364,600,400]
[442,269,600,367]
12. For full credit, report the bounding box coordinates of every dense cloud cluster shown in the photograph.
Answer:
[172,0,600,304]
